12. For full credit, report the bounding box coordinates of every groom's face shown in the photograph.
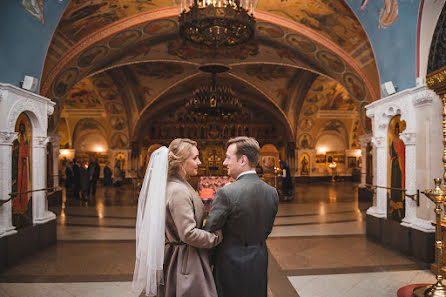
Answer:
[224,143,243,179]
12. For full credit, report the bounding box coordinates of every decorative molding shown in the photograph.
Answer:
[33,136,50,148]
[0,83,55,106]
[47,104,54,116]
[0,132,18,145]
[383,105,402,118]
[412,89,436,107]
[61,109,105,118]
[400,132,416,145]
[8,99,42,132]
[0,89,5,102]
[316,110,359,119]
[371,136,385,148]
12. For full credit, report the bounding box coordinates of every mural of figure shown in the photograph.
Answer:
[389,122,405,221]
[300,134,310,148]
[301,155,309,176]
[12,118,32,229]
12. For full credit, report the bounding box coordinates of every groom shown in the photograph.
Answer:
[205,137,279,297]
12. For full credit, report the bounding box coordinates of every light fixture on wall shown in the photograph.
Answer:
[21,75,38,92]
[179,0,256,47]
[381,81,396,97]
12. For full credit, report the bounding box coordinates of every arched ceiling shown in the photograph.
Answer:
[41,0,380,148]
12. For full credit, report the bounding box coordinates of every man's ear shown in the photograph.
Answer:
[240,155,249,167]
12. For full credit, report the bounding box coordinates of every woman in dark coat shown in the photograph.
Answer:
[103,162,112,186]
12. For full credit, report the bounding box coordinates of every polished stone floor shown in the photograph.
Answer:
[0,181,435,297]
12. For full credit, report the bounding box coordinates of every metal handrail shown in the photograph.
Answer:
[0,186,61,206]
[364,184,420,206]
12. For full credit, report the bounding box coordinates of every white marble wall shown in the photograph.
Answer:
[0,83,56,238]
[365,85,443,232]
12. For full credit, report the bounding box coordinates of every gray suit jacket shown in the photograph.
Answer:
[205,173,279,297]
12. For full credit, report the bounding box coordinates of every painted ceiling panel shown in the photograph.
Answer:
[256,0,367,53]
[40,0,381,144]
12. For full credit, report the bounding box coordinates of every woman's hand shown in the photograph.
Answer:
[215,230,223,244]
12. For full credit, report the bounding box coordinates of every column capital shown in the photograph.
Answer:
[0,132,18,145]
[371,136,385,148]
[400,132,416,145]
[33,136,50,148]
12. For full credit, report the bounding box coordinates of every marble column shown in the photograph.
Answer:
[0,131,18,238]
[367,136,387,218]
[49,134,61,189]
[400,132,418,227]
[358,134,372,187]
[32,136,56,224]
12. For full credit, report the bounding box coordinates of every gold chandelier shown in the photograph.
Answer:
[185,66,242,117]
[179,0,256,47]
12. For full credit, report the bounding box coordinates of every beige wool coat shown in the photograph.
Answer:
[158,175,222,297]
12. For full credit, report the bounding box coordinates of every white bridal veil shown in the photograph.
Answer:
[132,146,168,296]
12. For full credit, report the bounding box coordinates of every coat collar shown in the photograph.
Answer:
[236,172,259,181]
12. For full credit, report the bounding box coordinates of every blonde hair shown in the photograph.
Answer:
[226,136,260,168]
[168,138,197,176]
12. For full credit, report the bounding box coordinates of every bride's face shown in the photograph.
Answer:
[182,146,201,177]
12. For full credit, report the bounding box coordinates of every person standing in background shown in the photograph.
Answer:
[72,159,80,200]
[88,157,100,196]
[103,162,113,186]
[65,161,73,192]
[80,161,90,201]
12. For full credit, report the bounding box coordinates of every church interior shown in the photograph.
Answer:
[1,0,446,296]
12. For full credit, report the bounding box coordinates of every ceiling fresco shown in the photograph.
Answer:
[42,0,381,148]
[295,76,365,149]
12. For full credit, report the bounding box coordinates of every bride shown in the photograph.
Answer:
[133,138,222,297]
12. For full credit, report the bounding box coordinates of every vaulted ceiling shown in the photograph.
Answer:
[41,0,380,149]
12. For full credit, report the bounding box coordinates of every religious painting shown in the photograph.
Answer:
[92,75,114,89]
[77,45,109,68]
[299,118,314,131]
[302,104,318,116]
[297,133,313,149]
[109,116,127,130]
[348,156,357,169]
[115,153,125,170]
[316,154,326,164]
[387,115,406,222]
[167,39,259,60]
[300,154,310,176]
[57,2,114,42]
[320,84,355,111]
[99,89,119,101]
[53,67,79,97]
[285,33,316,53]
[343,72,366,101]
[105,102,124,115]
[256,22,284,38]
[22,0,44,24]
[111,132,128,149]
[316,50,345,73]
[207,149,223,171]
[258,0,367,53]
[143,19,177,35]
[378,0,399,30]
[245,64,290,81]
[11,113,33,229]
[261,156,276,174]
[132,62,184,79]
[64,83,102,109]
[108,29,142,48]
[332,153,345,164]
